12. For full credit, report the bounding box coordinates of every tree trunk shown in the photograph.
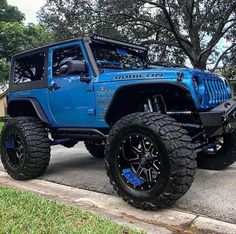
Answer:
[191,57,207,70]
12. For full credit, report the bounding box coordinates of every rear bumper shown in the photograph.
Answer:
[200,97,236,137]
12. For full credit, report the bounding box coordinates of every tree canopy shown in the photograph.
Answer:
[0,0,25,23]
[39,0,236,71]
[0,22,54,60]
[0,0,55,86]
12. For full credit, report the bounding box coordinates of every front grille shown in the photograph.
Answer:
[204,77,228,104]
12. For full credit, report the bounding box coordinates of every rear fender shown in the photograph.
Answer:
[7,98,49,124]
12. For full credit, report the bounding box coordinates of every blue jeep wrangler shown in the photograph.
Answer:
[1,35,236,209]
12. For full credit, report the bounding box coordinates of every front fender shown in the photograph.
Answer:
[105,82,193,125]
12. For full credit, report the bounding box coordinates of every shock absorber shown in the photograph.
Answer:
[144,98,154,112]
[152,95,166,113]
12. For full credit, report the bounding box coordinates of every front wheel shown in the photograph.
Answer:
[105,112,196,210]
[197,133,236,170]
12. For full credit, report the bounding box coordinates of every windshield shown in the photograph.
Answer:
[90,43,148,70]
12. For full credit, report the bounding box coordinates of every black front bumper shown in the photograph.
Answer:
[200,97,236,137]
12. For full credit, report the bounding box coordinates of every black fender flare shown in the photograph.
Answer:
[105,82,192,125]
[7,98,49,124]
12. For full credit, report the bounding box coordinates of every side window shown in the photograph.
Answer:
[52,45,85,77]
[14,52,45,84]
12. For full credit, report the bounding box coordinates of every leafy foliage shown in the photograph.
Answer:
[39,0,236,70]
[0,22,54,60]
[39,0,95,40]
[221,46,236,80]
[221,27,236,79]
[0,1,55,85]
[0,58,9,87]
[0,0,25,23]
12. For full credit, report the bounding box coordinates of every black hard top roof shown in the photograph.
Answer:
[12,34,148,59]
[12,37,83,58]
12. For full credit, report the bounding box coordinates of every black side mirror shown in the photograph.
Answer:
[80,76,92,83]
[67,60,86,75]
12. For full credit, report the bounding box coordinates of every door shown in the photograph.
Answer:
[48,42,95,127]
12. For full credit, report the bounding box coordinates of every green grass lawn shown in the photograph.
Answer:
[0,186,143,234]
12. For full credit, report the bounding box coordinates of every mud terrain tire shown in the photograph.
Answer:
[1,117,51,180]
[105,112,196,210]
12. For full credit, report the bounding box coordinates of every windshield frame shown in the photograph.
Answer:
[81,36,149,77]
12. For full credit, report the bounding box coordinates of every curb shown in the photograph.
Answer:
[0,171,235,234]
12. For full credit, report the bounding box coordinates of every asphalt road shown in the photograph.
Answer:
[1,142,236,224]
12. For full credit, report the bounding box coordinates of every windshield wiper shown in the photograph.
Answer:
[98,64,125,69]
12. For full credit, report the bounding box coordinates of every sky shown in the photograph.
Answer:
[8,0,46,24]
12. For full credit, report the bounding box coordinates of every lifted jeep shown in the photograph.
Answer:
[1,35,236,210]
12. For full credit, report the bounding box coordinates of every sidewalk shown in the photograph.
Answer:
[0,171,235,234]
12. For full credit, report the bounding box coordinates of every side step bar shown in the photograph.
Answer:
[52,128,108,141]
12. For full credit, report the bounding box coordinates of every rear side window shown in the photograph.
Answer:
[52,45,84,77]
[14,52,45,84]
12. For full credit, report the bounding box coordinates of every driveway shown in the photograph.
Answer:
[0,142,236,224]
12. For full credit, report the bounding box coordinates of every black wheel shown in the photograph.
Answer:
[197,133,236,170]
[105,112,196,210]
[0,117,51,180]
[84,141,105,159]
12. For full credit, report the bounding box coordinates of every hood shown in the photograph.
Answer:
[98,67,202,82]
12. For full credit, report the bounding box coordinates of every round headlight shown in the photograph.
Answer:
[192,77,199,91]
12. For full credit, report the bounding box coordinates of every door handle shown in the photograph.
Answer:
[48,83,60,91]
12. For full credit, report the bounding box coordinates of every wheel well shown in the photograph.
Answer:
[105,83,195,125]
[7,99,49,124]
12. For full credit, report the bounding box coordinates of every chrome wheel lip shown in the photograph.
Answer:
[117,133,162,191]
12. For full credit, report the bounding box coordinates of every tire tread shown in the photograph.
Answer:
[105,112,196,210]
[1,117,51,180]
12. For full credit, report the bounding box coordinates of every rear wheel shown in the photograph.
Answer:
[197,133,236,170]
[84,141,105,159]
[105,112,196,210]
[0,117,51,180]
